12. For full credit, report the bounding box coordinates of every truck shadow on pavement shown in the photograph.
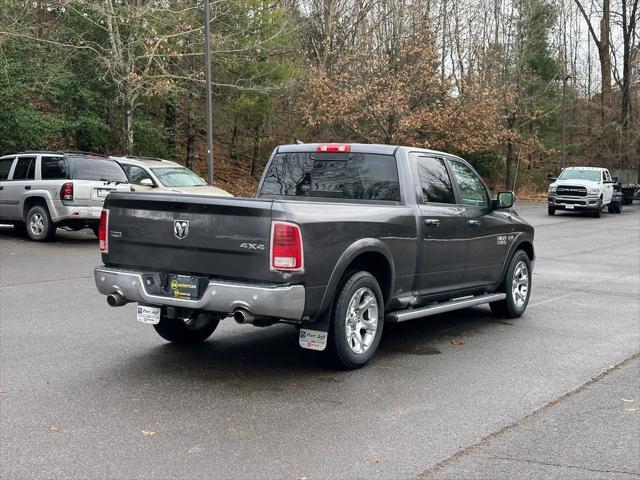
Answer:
[99,306,506,389]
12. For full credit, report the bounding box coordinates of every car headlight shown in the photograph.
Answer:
[587,187,600,195]
[548,185,556,194]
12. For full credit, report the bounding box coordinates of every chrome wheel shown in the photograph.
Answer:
[345,287,378,354]
[29,212,44,237]
[512,260,529,308]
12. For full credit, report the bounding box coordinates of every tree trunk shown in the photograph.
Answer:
[230,118,239,162]
[599,0,611,123]
[505,112,516,190]
[123,99,134,155]
[186,89,196,171]
[164,98,177,159]
[250,123,262,178]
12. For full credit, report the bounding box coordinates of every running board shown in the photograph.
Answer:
[386,293,507,323]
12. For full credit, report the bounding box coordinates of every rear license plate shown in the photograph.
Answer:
[168,275,200,299]
[96,188,111,198]
[565,204,575,210]
[137,305,161,324]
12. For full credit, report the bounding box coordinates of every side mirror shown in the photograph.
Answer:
[139,178,154,187]
[493,191,514,209]
[548,173,557,182]
[612,176,619,183]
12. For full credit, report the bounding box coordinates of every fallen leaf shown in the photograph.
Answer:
[371,453,380,463]
[621,398,635,403]
[624,408,637,412]
[296,476,309,480]
[49,425,60,432]
[142,430,156,436]
[450,339,464,346]
[227,427,237,433]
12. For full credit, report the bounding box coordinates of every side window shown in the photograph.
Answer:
[12,157,36,180]
[41,156,68,179]
[414,155,455,204]
[0,158,15,180]
[602,171,606,182]
[450,161,489,208]
[126,165,154,185]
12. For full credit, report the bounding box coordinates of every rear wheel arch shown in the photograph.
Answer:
[22,195,51,220]
[317,240,395,320]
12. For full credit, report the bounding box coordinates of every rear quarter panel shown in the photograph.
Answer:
[271,200,417,320]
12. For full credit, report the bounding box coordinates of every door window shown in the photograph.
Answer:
[414,156,455,204]
[450,161,489,208]
[12,157,36,180]
[0,158,14,180]
[123,165,154,185]
[41,156,68,179]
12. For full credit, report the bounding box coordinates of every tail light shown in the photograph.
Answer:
[60,182,73,201]
[99,209,108,252]
[316,144,351,153]
[270,221,303,271]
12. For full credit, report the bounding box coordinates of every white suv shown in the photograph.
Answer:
[0,151,131,241]
[547,166,616,218]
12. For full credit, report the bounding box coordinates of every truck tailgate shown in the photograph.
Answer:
[103,192,274,281]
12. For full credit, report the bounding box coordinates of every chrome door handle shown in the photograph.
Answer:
[24,185,31,190]
[424,219,440,226]
[467,220,481,227]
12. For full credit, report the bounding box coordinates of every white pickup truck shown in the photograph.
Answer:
[547,166,621,217]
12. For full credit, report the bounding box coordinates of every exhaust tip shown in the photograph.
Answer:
[106,293,126,307]
[233,309,254,324]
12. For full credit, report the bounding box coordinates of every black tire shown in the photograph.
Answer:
[608,204,614,213]
[328,271,384,369]
[592,202,601,218]
[490,250,532,319]
[153,311,221,344]
[91,224,100,237]
[25,205,56,241]
[615,202,622,214]
[547,207,555,216]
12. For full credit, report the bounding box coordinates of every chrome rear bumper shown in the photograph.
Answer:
[94,266,305,320]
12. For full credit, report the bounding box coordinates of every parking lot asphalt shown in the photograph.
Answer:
[1,201,639,479]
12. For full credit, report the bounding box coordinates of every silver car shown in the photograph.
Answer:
[112,156,233,197]
[0,151,131,241]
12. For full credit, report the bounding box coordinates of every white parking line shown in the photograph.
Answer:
[529,292,576,308]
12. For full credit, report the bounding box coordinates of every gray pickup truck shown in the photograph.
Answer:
[94,143,534,368]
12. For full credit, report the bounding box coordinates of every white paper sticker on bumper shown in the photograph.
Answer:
[299,329,328,351]
[137,305,161,325]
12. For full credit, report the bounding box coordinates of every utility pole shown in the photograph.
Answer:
[203,0,214,184]
[561,75,571,171]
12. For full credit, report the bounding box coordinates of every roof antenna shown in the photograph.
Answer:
[294,138,304,144]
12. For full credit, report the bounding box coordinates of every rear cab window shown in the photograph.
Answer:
[66,155,128,183]
[260,152,400,202]
[411,154,456,204]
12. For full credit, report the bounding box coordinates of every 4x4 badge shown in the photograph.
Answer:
[174,220,189,240]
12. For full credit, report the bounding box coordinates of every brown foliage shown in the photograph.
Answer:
[300,27,506,156]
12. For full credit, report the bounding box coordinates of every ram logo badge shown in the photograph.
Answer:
[174,220,189,240]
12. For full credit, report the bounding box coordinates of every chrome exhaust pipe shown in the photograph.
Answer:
[106,292,127,307]
[233,309,255,324]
